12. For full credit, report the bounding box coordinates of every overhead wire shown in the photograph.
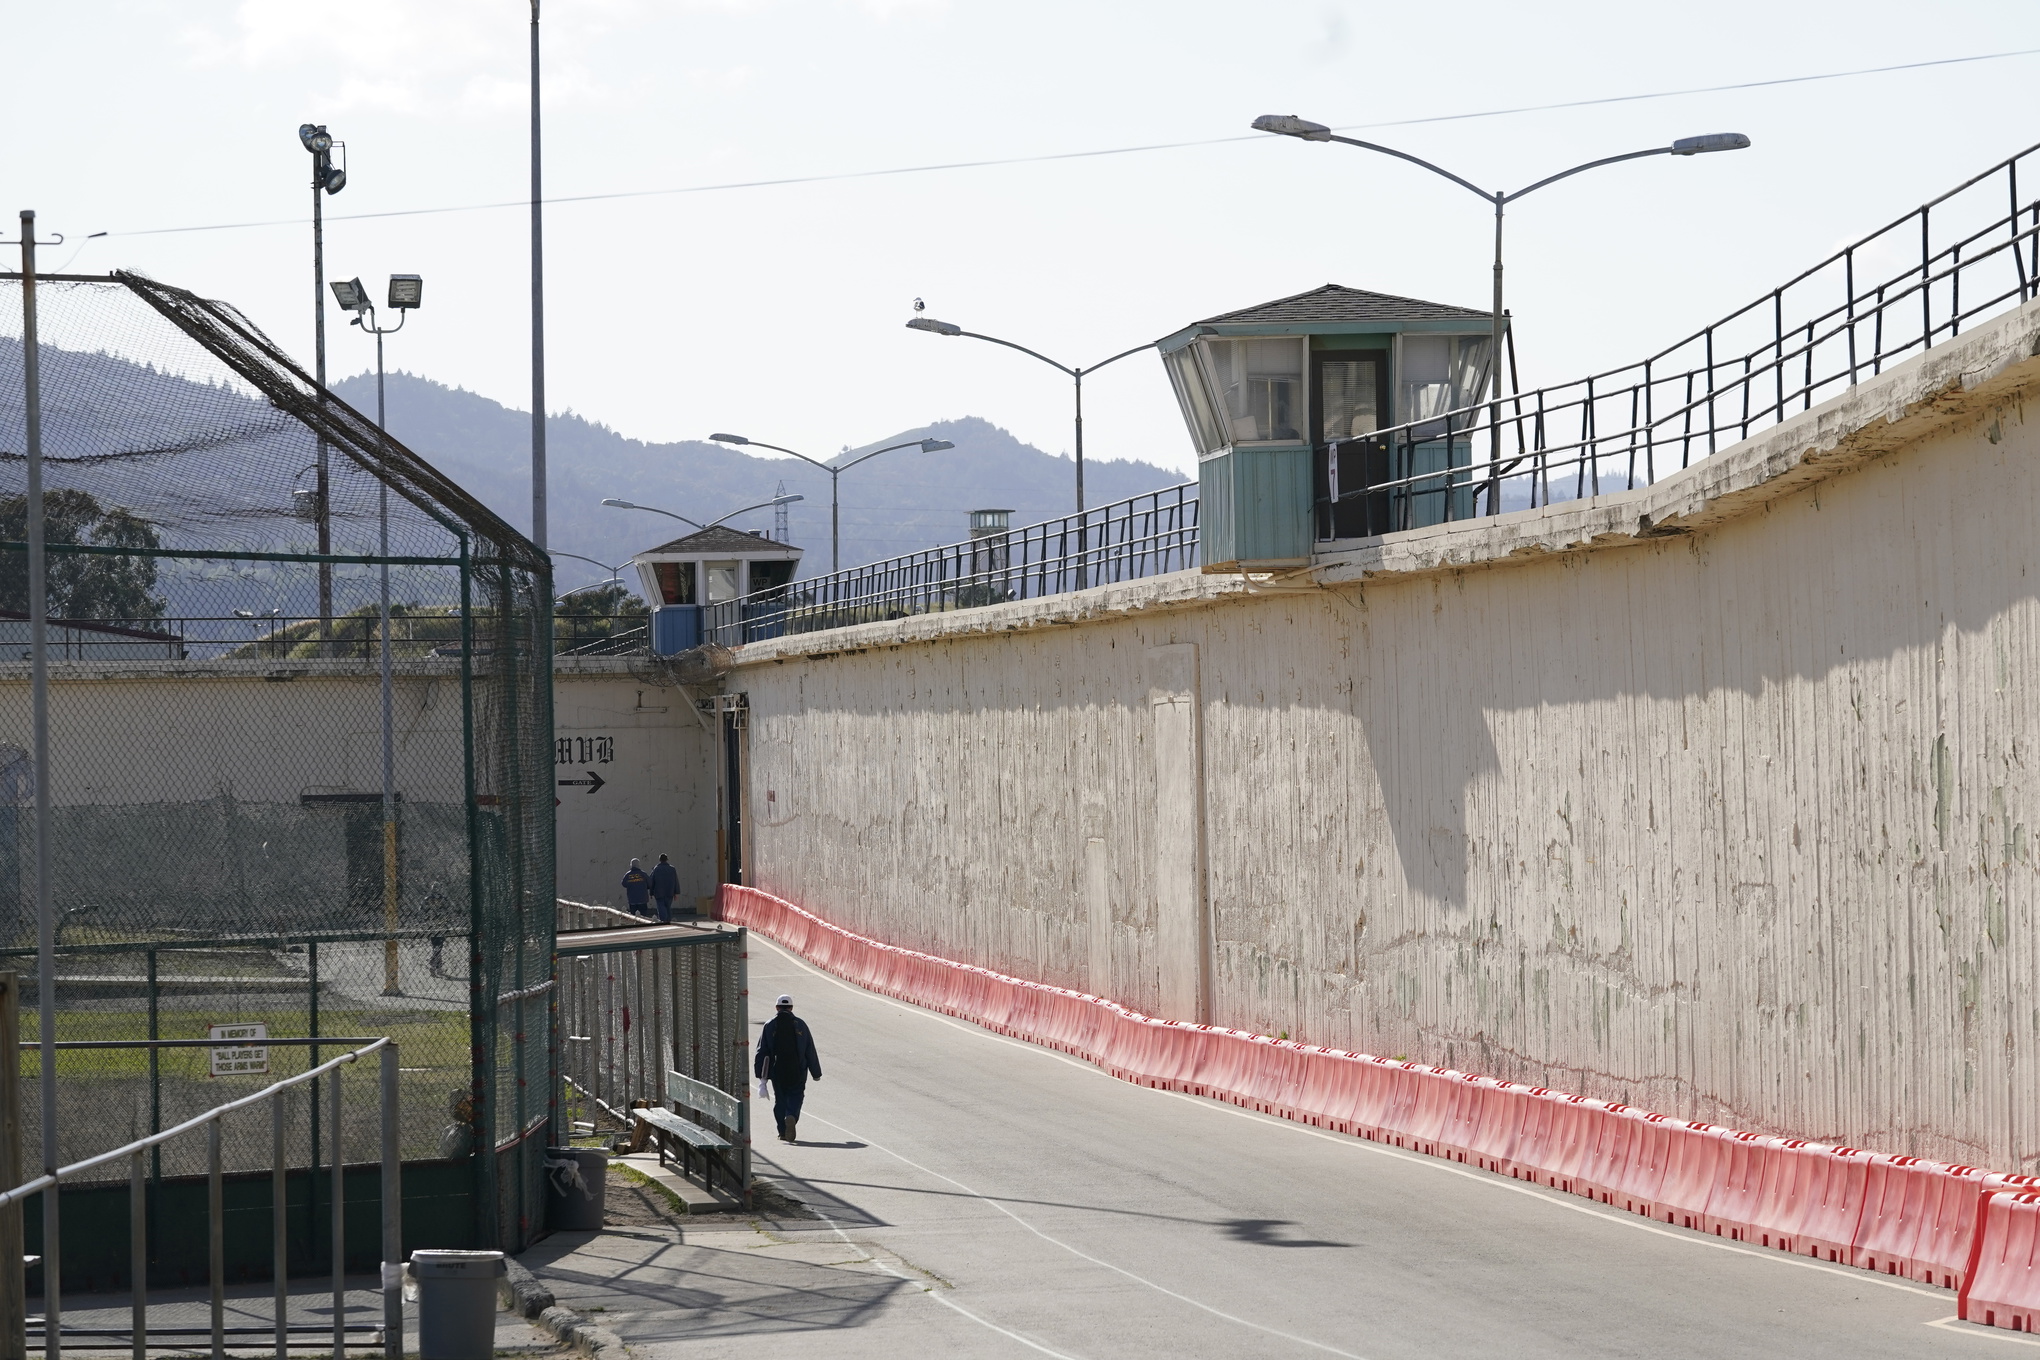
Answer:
[100,45,2040,240]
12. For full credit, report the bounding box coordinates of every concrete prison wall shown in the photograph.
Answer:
[0,657,717,942]
[725,294,2040,1172]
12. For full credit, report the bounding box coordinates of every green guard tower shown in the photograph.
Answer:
[1156,285,1500,570]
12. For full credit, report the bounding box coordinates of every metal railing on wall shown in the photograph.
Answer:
[0,970,400,1360]
[703,483,1201,646]
[1320,141,2040,538]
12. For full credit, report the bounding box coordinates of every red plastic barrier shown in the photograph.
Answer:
[1962,1191,2040,1331]
[718,883,2040,1331]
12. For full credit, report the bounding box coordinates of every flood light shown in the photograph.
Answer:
[906,318,962,336]
[299,124,332,154]
[387,274,423,310]
[329,278,367,312]
[323,164,347,194]
[1671,133,1752,156]
[1252,114,1333,141]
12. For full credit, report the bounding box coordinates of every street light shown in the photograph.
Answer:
[330,270,422,996]
[1250,114,1749,509]
[298,123,348,656]
[708,434,954,574]
[901,320,1149,517]
[600,493,803,534]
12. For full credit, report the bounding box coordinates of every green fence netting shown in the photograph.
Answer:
[0,269,555,1260]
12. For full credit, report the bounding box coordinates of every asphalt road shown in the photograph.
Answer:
[524,937,2032,1359]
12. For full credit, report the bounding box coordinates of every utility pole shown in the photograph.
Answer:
[17,207,57,1360]
[299,125,346,652]
[530,0,548,550]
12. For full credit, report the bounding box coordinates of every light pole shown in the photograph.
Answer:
[902,321,1150,517]
[707,435,953,574]
[330,274,421,997]
[600,493,803,535]
[551,551,628,587]
[298,124,347,655]
[530,1,548,550]
[1250,115,1749,508]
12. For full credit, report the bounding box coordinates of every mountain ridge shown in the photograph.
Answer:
[330,371,1188,590]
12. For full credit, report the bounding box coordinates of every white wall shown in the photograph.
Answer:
[728,300,2040,1169]
[0,658,718,930]
[552,664,717,910]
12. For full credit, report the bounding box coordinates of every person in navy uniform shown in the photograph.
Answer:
[620,859,652,916]
[753,994,822,1142]
[649,853,680,923]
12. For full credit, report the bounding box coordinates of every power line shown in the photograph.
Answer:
[104,46,2040,241]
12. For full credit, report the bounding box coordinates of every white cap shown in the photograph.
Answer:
[776,994,793,1006]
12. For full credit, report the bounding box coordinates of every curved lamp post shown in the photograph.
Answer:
[600,493,804,535]
[1251,115,1750,508]
[550,550,629,601]
[901,321,1149,517]
[708,435,953,574]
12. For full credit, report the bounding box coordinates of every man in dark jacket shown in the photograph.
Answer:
[649,854,680,924]
[753,994,822,1142]
[620,859,652,916]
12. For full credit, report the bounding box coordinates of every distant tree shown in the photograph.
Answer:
[556,580,648,620]
[0,491,166,620]
[554,580,648,651]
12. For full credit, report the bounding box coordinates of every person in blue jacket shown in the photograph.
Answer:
[620,859,652,916]
[649,853,680,923]
[753,994,821,1142]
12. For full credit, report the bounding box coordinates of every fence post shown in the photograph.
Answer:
[273,1089,287,1360]
[209,1119,224,1360]
[380,1046,402,1360]
[330,1061,344,1360]
[127,1150,143,1360]
[0,972,23,1360]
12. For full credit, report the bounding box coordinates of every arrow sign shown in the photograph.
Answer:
[557,770,606,794]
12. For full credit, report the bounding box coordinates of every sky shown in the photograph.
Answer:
[8,1,2040,540]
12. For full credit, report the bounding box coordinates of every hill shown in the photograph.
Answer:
[330,372,1186,589]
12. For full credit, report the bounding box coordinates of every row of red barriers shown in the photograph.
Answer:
[720,884,2039,1332]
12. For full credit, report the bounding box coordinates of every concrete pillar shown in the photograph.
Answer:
[1146,643,1209,1022]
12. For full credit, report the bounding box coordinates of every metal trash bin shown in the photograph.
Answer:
[545,1146,608,1230]
[409,1249,506,1360]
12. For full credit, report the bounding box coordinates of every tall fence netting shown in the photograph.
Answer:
[0,270,555,1252]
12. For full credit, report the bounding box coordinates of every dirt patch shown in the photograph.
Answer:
[602,1165,688,1228]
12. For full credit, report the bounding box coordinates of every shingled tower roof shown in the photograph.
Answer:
[1197,283,1490,326]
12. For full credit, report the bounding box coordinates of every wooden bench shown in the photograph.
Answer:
[633,1070,747,1201]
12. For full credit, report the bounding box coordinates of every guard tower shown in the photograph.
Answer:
[632,526,803,654]
[1156,285,1499,569]
[632,525,803,607]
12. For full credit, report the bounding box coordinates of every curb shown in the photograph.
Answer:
[501,1258,629,1360]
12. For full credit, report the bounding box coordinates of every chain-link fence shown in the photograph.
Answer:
[0,269,555,1272]
[554,901,749,1183]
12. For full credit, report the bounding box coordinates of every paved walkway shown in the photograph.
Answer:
[49,1275,560,1358]
[520,937,2025,1358]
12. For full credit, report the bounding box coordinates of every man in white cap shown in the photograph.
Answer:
[753,993,821,1142]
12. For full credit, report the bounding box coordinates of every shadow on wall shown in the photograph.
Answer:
[1323,402,2038,916]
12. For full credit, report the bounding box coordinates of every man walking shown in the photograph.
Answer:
[753,994,821,1142]
[649,853,679,924]
[620,858,652,917]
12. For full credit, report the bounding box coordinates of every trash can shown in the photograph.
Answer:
[545,1146,608,1230]
[410,1249,506,1360]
